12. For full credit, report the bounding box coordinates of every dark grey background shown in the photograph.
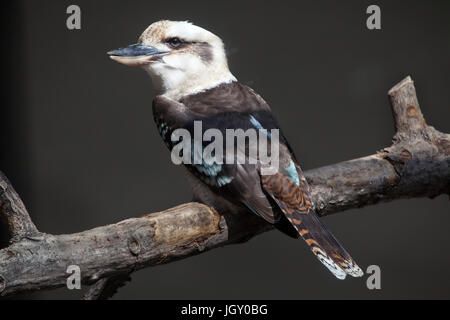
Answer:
[1,0,449,299]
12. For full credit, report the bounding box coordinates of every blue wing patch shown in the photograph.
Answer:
[249,115,272,138]
[194,162,222,177]
[285,160,300,186]
[156,119,171,146]
[193,162,233,187]
[191,145,233,187]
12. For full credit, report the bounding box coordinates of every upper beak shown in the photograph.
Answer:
[107,43,167,67]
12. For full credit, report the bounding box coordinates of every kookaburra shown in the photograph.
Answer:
[108,20,363,279]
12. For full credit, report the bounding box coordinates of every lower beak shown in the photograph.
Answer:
[107,43,167,67]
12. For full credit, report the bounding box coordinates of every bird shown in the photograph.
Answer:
[107,20,363,279]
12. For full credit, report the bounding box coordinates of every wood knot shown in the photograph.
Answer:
[128,236,141,256]
[400,149,412,160]
[406,105,419,118]
[0,275,6,293]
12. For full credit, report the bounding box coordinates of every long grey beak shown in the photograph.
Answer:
[107,43,163,56]
[107,43,167,67]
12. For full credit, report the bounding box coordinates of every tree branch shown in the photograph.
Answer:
[0,76,448,298]
[0,172,39,243]
[82,273,132,300]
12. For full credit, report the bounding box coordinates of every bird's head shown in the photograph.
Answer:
[108,20,236,98]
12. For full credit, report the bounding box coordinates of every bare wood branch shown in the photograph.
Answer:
[0,172,39,243]
[82,273,132,300]
[0,76,448,298]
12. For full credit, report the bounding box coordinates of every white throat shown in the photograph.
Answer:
[146,63,237,100]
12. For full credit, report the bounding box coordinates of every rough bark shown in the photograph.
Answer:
[0,76,448,298]
[0,172,38,243]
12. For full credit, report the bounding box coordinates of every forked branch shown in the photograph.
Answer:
[0,76,449,298]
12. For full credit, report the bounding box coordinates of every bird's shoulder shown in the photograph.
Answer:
[177,81,272,115]
[152,81,279,131]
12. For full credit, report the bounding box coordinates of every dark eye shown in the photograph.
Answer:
[166,37,182,48]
